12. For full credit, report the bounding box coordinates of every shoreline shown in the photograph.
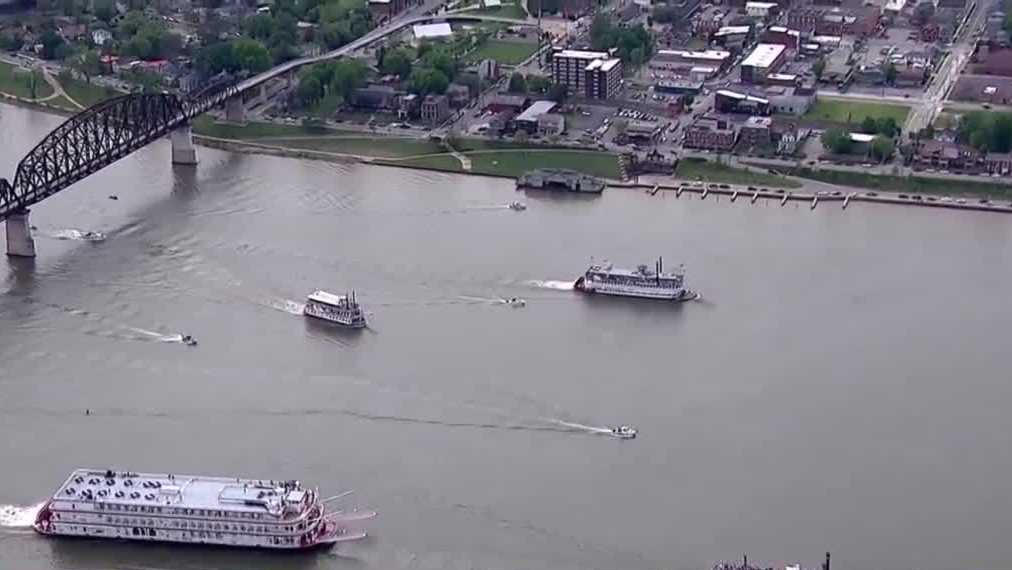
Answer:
[3,96,1011,214]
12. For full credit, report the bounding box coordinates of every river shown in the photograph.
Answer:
[2,102,1012,570]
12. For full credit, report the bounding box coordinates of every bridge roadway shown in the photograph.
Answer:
[0,10,538,256]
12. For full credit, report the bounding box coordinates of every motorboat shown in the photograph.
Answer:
[504,297,526,308]
[611,425,637,439]
[508,201,527,211]
[181,335,198,347]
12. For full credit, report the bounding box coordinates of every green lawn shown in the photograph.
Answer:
[466,39,538,65]
[267,136,444,158]
[192,116,348,139]
[788,167,1012,198]
[805,99,911,124]
[380,154,464,172]
[468,149,621,178]
[0,60,54,100]
[61,78,121,108]
[675,158,801,188]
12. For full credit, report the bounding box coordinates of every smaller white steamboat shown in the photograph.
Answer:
[303,291,367,328]
[574,258,698,301]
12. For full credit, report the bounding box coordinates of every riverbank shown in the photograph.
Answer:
[4,92,1010,209]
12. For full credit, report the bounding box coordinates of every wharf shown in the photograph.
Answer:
[618,181,1012,214]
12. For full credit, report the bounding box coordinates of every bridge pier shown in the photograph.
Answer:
[170,125,198,165]
[5,209,36,258]
[225,98,246,123]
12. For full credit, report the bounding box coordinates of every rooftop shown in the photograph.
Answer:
[54,469,310,518]
[413,22,453,38]
[515,100,557,122]
[308,290,354,306]
[744,116,773,128]
[656,49,732,61]
[555,49,611,60]
[715,25,752,36]
[742,43,786,68]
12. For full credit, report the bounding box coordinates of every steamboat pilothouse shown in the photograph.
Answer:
[574,257,699,301]
[33,469,375,550]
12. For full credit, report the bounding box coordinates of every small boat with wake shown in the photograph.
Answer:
[611,425,637,439]
[181,335,198,347]
[508,201,527,211]
[503,297,526,308]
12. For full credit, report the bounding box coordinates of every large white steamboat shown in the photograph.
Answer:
[33,469,375,550]
[574,258,698,301]
[303,290,367,328]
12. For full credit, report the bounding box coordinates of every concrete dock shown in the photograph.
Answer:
[617,181,1012,214]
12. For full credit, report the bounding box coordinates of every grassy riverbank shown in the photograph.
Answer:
[383,149,622,178]
[0,60,53,100]
[675,158,801,189]
[787,167,1012,198]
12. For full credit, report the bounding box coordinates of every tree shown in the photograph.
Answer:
[72,49,103,83]
[870,135,895,162]
[297,74,324,105]
[243,13,276,41]
[876,117,898,138]
[40,30,67,60]
[860,116,878,134]
[821,127,853,154]
[233,38,271,73]
[27,70,39,100]
[548,82,568,103]
[380,48,413,79]
[409,67,449,95]
[527,75,551,94]
[421,48,455,80]
[0,31,23,51]
[884,62,897,85]
[93,0,116,23]
[812,57,826,81]
[507,72,527,93]
[62,0,81,18]
[329,59,368,99]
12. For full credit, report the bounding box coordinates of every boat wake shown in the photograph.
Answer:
[545,419,616,436]
[48,229,106,241]
[526,279,575,291]
[267,298,306,315]
[127,328,187,344]
[0,503,42,528]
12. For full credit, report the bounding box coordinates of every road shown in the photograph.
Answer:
[903,0,990,134]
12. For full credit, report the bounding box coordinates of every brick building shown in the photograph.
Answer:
[683,117,739,150]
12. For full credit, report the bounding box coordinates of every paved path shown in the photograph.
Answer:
[40,68,84,110]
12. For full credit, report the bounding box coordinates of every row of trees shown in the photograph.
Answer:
[507,72,567,102]
[296,59,369,107]
[822,127,895,161]
[957,111,1012,153]
[589,14,653,66]
[196,38,272,75]
[118,11,185,61]
[858,116,900,138]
